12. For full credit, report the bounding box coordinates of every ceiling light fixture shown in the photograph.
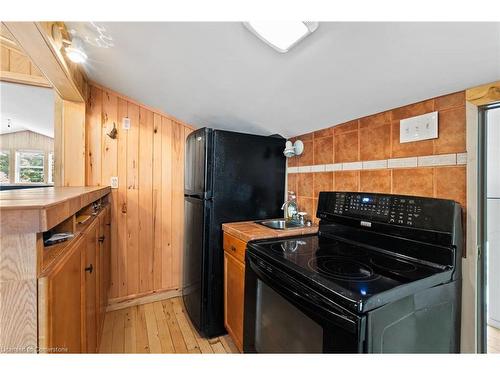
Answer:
[244,21,319,53]
[65,36,87,63]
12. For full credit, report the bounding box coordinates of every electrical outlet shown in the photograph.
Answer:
[110,176,119,189]
[122,117,131,130]
[400,111,438,143]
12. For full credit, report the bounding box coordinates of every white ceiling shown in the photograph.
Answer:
[67,22,500,138]
[0,82,55,137]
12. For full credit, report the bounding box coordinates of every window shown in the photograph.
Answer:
[48,152,54,184]
[0,151,9,183]
[15,151,45,183]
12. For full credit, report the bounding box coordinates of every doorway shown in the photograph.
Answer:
[481,104,500,353]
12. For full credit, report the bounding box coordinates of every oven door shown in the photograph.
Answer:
[243,252,365,353]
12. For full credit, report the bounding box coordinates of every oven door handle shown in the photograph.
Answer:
[248,255,360,333]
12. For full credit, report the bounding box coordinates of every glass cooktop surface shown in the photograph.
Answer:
[251,235,447,304]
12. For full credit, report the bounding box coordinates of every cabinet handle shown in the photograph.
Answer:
[85,264,93,273]
[98,236,105,243]
[231,245,236,252]
[105,223,111,226]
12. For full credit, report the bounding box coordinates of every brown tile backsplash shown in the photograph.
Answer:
[297,140,314,166]
[434,166,466,208]
[313,172,334,198]
[359,170,392,194]
[334,171,359,192]
[290,90,467,217]
[392,168,434,197]
[313,136,333,165]
[391,99,434,121]
[360,122,391,160]
[334,130,359,162]
[434,91,465,111]
[297,173,313,198]
[434,107,466,154]
[314,127,333,139]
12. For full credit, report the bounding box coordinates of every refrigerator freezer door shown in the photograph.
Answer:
[212,131,285,222]
[183,196,211,332]
[185,128,212,198]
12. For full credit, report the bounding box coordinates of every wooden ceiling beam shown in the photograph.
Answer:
[466,81,500,107]
[2,21,85,102]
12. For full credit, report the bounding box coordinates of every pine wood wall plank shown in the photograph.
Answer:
[153,113,163,290]
[138,107,154,293]
[161,117,173,290]
[85,86,102,186]
[126,103,140,296]
[170,121,184,289]
[115,98,129,298]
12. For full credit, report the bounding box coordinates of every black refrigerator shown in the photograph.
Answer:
[183,128,286,338]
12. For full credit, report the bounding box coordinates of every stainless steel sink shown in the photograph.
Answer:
[255,219,304,230]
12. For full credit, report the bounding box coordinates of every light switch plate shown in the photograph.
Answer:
[122,117,131,130]
[110,176,119,189]
[400,111,438,143]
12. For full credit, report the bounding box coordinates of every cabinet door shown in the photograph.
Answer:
[38,238,85,353]
[224,251,245,352]
[84,220,98,353]
[97,205,111,341]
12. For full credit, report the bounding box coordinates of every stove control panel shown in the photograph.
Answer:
[319,191,457,232]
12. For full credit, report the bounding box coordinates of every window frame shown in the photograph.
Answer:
[0,149,10,184]
[48,152,54,185]
[15,149,46,184]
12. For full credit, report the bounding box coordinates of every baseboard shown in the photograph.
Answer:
[106,288,182,312]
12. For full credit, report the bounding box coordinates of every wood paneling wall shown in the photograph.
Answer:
[85,83,194,302]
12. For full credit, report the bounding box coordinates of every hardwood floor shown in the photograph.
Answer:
[488,325,500,354]
[99,297,239,353]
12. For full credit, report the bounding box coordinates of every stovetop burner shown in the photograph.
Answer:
[308,256,379,281]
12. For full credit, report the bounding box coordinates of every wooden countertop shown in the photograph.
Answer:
[222,220,318,243]
[0,186,111,234]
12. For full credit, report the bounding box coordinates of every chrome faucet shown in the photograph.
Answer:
[281,191,298,222]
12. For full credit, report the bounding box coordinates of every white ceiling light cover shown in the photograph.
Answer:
[244,21,319,53]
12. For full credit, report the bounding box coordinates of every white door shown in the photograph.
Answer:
[487,108,500,328]
[488,199,500,328]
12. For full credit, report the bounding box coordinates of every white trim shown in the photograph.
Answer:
[325,163,343,172]
[387,157,418,169]
[362,160,388,170]
[417,153,457,167]
[310,164,325,173]
[342,161,363,171]
[461,101,479,353]
[286,152,467,174]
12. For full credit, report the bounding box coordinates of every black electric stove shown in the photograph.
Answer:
[243,192,463,353]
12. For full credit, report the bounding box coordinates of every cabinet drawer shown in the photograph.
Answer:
[223,233,246,263]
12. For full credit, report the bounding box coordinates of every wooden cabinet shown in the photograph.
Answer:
[38,204,111,353]
[38,237,85,353]
[84,219,98,353]
[97,205,111,343]
[223,232,247,352]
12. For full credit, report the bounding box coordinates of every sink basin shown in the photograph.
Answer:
[255,219,304,230]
